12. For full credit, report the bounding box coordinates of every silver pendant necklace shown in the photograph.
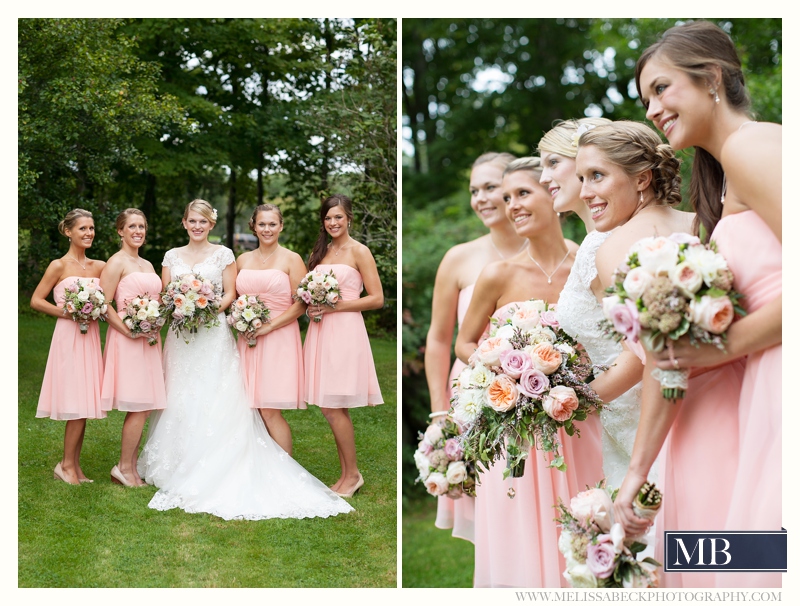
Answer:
[526,246,571,284]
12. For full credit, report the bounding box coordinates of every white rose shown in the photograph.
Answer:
[136,308,149,321]
[558,530,575,560]
[413,450,431,480]
[669,261,704,296]
[445,461,468,484]
[632,236,679,276]
[622,266,655,300]
[91,308,101,319]
[77,290,90,302]
[452,388,483,425]
[85,282,97,294]
[682,246,729,286]
[242,308,257,322]
[124,318,134,329]
[494,324,516,340]
[423,423,444,445]
[563,562,598,588]
[555,343,575,357]
[424,471,450,496]
[235,320,248,332]
[94,292,104,304]
[509,305,542,331]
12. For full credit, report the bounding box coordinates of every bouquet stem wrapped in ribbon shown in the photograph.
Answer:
[600,234,746,401]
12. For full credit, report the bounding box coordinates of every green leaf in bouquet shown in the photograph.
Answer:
[642,557,662,567]
[549,456,566,472]
[629,541,647,555]
[563,420,575,436]
[704,287,727,299]
[669,316,690,340]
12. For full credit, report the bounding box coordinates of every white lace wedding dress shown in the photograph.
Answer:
[556,230,654,490]
[137,246,353,520]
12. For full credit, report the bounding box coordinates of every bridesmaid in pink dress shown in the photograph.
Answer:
[100,209,167,487]
[617,21,782,588]
[235,204,307,455]
[454,157,594,587]
[32,209,106,485]
[425,152,526,541]
[303,194,384,498]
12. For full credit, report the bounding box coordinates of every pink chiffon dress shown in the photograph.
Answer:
[715,210,782,588]
[36,276,105,420]
[472,301,603,588]
[434,284,476,543]
[101,272,167,412]
[236,269,306,409]
[303,264,383,408]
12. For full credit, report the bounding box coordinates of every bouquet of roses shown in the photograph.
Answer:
[160,273,221,342]
[293,268,339,322]
[122,294,166,346]
[556,481,662,588]
[599,233,746,400]
[62,279,108,334]
[226,294,271,347]
[413,413,477,499]
[450,299,604,481]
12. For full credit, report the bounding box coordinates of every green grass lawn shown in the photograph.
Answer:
[401,497,474,587]
[18,313,397,588]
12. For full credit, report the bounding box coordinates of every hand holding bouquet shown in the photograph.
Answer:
[226,294,271,347]
[293,268,339,322]
[62,279,108,334]
[160,273,221,342]
[557,481,663,588]
[450,299,604,481]
[413,413,477,499]
[122,294,166,346]
[600,233,745,401]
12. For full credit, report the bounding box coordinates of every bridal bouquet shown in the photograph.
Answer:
[160,273,221,341]
[599,233,745,400]
[413,413,477,499]
[450,299,604,480]
[122,294,166,346]
[226,294,271,347]
[557,481,662,588]
[294,268,340,322]
[62,279,108,334]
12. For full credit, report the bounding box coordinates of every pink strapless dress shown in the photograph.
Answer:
[472,301,601,588]
[434,284,476,543]
[101,272,167,412]
[236,269,306,409]
[36,277,105,420]
[715,211,782,588]
[303,264,383,408]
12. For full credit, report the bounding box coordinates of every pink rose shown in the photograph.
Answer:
[690,295,734,334]
[571,488,614,532]
[139,320,152,332]
[418,440,434,456]
[530,342,563,375]
[424,472,450,496]
[586,541,617,579]
[518,368,549,398]
[326,291,339,304]
[668,232,701,246]
[669,262,703,296]
[622,266,654,300]
[226,314,236,325]
[542,385,579,422]
[476,336,513,368]
[81,302,93,314]
[300,291,312,305]
[65,301,77,314]
[609,300,640,343]
[499,349,532,379]
[510,306,541,331]
[486,374,519,412]
[251,318,262,329]
[539,310,559,328]
[444,438,464,461]
[247,296,258,306]
[179,282,191,293]
[633,236,679,275]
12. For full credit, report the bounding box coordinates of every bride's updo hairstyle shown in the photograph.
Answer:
[537,117,611,159]
[578,121,682,207]
[634,20,752,237]
[308,194,353,271]
[58,208,93,236]
[183,199,217,225]
[248,203,284,235]
[115,208,148,233]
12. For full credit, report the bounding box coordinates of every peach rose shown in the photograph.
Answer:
[632,236,679,276]
[486,374,519,412]
[530,342,563,375]
[476,336,513,368]
[690,295,734,334]
[542,385,579,422]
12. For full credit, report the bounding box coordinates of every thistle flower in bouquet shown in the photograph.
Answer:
[413,416,477,499]
[293,268,339,322]
[449,299,605,481]
[122,294,166,346]
[62,279,108,334]
[226,294,271,347]
[556,481,662,588]
[600,234,746,401]
[160,273,221,342]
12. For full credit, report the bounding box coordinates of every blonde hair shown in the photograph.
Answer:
[183,199,217,224]
[472,152,516,171]
[504,156,543,179]
[58,208,93,236]
[537,117,612,158]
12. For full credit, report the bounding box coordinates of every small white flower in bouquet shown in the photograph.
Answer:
[450,299,605,484]
[159,273,221,342]
[414,413,477,499]
[122,294,166,346]
[599,233,746,400]
[62,279,108,334]
[556,481,663,588]
[293,268,340,322]
[226,294,271,347]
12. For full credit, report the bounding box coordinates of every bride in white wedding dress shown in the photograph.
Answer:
[137,199,353,520]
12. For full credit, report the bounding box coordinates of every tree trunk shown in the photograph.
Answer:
[226,169,236,249]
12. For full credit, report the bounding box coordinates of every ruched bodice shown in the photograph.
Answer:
[315,263,363,300]
[53,276,102,307]
[235,269,293,315]
[113,272,163,315]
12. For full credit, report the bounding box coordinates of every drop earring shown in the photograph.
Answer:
[639,191,644,204]
[710,88,720,104]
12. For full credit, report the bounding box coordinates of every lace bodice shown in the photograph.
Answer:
[162,247,235,290]
[557,230,647,489]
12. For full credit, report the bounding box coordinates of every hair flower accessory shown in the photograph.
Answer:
[572,123,597,147]
[211,208,218,221]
